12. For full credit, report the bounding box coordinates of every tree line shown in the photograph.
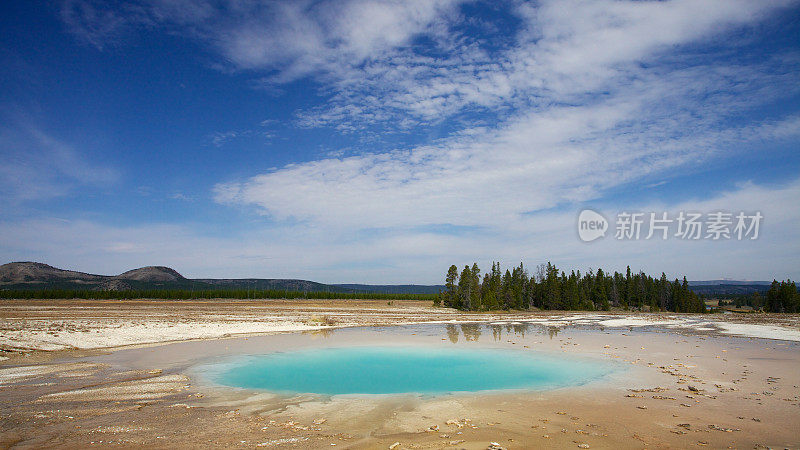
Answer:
[719,280,800,312]
[0,288,436,301]
[434,262,707,312]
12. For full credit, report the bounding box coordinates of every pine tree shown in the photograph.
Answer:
[658,272,669,311]
[502,269,512,310]
[625,265,632,307]
[482,273,496,310]
[445,265,458,308]
[458,265,472,310]
[592,268,609,310]
[766,280,780,313]
[470,263,481,310]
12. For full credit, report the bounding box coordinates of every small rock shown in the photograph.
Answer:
[388,442,400,450]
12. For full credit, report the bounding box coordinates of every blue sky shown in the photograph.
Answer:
[1,0,799,283]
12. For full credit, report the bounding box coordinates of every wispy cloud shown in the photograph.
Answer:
[61,0,465,76]
[60,0,153,50]
[293,0,800,130]
[209,129,274,147]
[169,192,194,202]
[0,116,118,205]
[60,1,799,129]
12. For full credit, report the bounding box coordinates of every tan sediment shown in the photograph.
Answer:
[39,374,191,402]
[0,362,105,384]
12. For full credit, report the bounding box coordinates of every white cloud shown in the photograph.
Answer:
[210,0,800,234]
[295,0,799,129]
[214,103,800,230]
[60,1,799,128]
[2,179,799,282]
[48,0,800,282]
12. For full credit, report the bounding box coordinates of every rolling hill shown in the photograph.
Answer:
[0,262,444,294]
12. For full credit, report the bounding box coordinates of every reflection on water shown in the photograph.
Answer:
[445,322,561,342]
[303,328,337,339]
[299,321,562,343]
[510,323,526,337]
[461,323,481,341]
[446,324,459,343]
[491,324,503,341]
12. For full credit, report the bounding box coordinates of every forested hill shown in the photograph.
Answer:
[0,262,443,295]
[686,282,772,296]
[333,284,444,295]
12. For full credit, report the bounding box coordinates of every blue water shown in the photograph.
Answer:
[204,346,615,395]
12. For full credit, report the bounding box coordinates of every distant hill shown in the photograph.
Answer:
[332,284,444,295]
[195,278,338,293]
[0,262,104,285]
[689,280,771,286]
[0,262,443,295]
[117,266,185,282]
[688,280,773,296]
[0,262,199,291]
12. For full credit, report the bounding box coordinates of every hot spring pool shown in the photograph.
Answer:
[198,346,616,395]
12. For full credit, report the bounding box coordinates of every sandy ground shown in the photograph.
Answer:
[1,299,799,449]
